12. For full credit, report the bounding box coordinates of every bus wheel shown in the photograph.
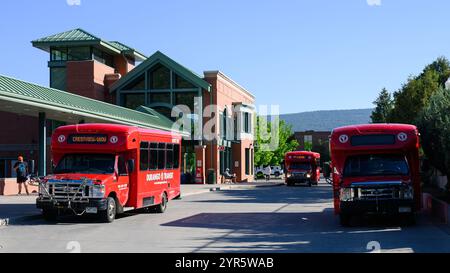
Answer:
[99,197,116,223]
[155,193,168,213]
[339,213,351,227]
[42,209,58,222]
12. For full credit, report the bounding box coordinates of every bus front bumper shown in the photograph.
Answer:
[340,199,415,215]
[37,198,108,213]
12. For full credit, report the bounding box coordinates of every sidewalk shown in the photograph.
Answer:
[0,181,284,226]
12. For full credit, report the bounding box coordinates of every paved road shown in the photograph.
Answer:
[1,182,449,253]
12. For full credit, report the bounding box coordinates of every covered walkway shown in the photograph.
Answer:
[0,74,186,176]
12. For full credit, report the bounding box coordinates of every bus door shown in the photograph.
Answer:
[116,154,130,206]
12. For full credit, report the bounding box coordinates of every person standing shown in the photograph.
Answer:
[264,165,272,181]
[13,156,29,195]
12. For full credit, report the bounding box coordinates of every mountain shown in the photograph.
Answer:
[275,108,374,132]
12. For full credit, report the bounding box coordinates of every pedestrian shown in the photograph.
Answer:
[264,165,272,181]
[13,156,29,195]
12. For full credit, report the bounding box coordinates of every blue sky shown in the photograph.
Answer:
[1,0,450,114]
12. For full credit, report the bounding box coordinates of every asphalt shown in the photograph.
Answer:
[1,181,449,253]
[0,181,284,226]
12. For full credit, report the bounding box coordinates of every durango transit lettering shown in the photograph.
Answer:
[146,172,174,183]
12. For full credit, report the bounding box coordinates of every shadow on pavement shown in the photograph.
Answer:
[161,210,438,253]
[192,185,333,205]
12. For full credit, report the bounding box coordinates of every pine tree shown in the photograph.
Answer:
[371,88,393,123]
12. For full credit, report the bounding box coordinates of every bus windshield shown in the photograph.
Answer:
[54,154,115,174]
[289,163,312,171]
[343,154,409,178]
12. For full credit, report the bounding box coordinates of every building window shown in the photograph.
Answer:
[245,148,250,175]
[122,93,145,110]
[51,46,91,62]
[140,142,149,171]
[150,64,171,89]
[51,47,68,61]
[123,74,145,90]
[149,92,171,104]
[173,73,195,89]
[304,135,313,151]
[93,48,114,67]
[174,92,197,112]
[250,149,254,175]
[244,112,251,134]
[50,67,67,90]
[69,47,91,61]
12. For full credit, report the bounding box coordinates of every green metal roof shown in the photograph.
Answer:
[110,51,211,93]
[32,28,147,61]
[0,74,187,135]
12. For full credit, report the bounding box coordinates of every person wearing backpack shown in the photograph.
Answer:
[13,156,29,195]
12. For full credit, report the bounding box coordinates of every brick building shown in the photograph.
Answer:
[0,28,255,184]
[294,131,331,164]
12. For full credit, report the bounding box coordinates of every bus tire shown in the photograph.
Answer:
[155,193,168,213]
[42,209,58,222]
[339,213,351,227]
[99,197,116,223]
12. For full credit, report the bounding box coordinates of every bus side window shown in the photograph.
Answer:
[166,144,174,169]
[174,144,180,169]
[118,155,128,176]
[158,143,166,169]
[140,142,149,171]
[149,143,158,170]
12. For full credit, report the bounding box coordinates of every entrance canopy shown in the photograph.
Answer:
[0,74,187,136]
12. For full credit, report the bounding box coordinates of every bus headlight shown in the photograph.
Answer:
[90,184,106,198]
[340,188,354,201]
[306,173,311,178]
[286,173,292,178]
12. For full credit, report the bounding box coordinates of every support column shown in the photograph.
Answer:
[194,145,206,184]
[39,112,47,176]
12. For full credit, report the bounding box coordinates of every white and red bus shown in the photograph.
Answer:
[284,151,321,187]
[36,124,182,223]
[324,124,421,226]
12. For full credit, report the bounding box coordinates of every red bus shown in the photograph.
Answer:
[36,124,182,223]
[324,124,421,226]
[284,151,321,187]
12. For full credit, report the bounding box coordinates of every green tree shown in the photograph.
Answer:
[254,117,298,167]
[371,88,393,123]
[417,87,450,192]
[390,57,450,124]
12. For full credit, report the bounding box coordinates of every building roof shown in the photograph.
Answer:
[0,74,188,136]
[32,28,147,61]
[204,70,255,99]
[110,51,211,92]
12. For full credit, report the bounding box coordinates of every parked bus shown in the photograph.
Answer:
[284,151,321,187]
[324,124,421,226]
[36,124,182,223]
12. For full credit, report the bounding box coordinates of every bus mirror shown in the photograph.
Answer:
[323,163,331,179]
[127,159,135,173]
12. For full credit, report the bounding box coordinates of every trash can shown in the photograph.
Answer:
[207,169,216,184]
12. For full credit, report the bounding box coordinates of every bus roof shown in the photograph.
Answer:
[55,123,182,138]
[285,151,320,158]
[332,124,417,135]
